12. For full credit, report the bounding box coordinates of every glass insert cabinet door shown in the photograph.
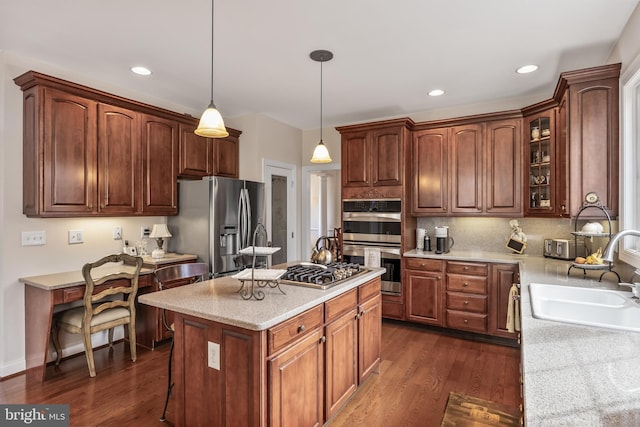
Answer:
[526,114,555,214]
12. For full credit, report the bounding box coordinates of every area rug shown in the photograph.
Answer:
[440,392,520,426]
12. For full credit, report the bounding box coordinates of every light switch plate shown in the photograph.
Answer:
[68,230,83,244]
[208,341,220,370]
[113,226,122,240]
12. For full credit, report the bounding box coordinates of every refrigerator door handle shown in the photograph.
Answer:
[244,189,252,247]
[237,191,245,250]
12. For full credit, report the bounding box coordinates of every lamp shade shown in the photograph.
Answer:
[149,224,172,238]
[195,102,229,138]
[311,140,332,163]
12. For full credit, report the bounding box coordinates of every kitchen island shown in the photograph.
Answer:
[404,249,640,426]
[138,266,385,427]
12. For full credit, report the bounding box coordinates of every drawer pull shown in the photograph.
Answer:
[463,266,469,271]
[298,325,306,333]
[463,319,468,323]
[464,301,469,305]
[463,282,469,287]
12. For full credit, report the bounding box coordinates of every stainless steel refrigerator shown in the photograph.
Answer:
[167,176,265,277]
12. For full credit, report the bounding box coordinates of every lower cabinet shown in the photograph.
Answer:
[404,257,519,340]
[269,329,325,427]
[357,280,382,383]
[405,257,444,326]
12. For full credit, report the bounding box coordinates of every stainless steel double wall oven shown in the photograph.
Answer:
[342,199,402,295]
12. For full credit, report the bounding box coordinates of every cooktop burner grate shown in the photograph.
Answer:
[281,262,364,287]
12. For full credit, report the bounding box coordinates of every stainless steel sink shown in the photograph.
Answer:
[529,283,640,333]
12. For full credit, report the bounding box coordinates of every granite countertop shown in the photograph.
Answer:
[138,267,385,331]
[404,249,640,426]
[18,253,196,290]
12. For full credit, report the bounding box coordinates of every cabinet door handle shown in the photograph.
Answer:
[464,301,469,305]
[463,319,468,324]
[319,336,326,344]
[297,324,306,333]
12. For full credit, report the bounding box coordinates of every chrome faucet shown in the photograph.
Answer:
[602,229,640,262]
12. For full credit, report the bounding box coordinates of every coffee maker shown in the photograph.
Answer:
[434,226,454,254]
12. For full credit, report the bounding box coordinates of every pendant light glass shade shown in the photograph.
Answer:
[310,50,333,164]
[311,140,332,163]
[195,0,228,138]
[195,101,229,137]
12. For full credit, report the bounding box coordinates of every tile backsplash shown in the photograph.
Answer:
[416,217,618,257]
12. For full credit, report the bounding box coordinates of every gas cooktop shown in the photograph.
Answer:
[280,262,367,290]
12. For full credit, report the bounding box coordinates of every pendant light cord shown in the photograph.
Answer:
[320,59,323,142]
[210,0,215,105]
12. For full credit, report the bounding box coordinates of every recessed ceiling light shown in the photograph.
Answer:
[131,66,152,76]
[516,65,538,74]
[428,89,445,97]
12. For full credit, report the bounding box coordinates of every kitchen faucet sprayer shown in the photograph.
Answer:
[602,229,640,262]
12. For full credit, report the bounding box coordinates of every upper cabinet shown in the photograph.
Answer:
[412,115,522,216]
[14,70,241,217]
[178,122,240,179]
[557,64,620,218]
[337,119,413,200]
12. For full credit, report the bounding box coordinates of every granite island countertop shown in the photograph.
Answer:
[404,249,640,426]
[138,266,385,331]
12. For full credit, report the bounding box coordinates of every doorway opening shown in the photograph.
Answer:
[263,160,297,264]
[302,163,341,260]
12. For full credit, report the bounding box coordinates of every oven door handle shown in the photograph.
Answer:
[343,244,401,259]
[342,212,401,222]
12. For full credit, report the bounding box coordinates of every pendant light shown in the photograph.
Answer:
[195,0,229,138]
[310,49,333,163]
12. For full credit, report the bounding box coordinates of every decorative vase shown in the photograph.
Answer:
[531,127,540,140]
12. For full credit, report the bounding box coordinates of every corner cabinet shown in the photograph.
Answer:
[337,119,413,199]
[559,64,620,218]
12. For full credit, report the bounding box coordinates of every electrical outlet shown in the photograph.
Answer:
[207,341,220,370]
[141,226,151,238]
[68,230,83,244]
[113,226,122,240]
[21,230,46,246]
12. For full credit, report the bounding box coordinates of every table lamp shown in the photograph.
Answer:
[150,224,172,259]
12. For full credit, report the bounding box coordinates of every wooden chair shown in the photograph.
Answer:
[51,253,143,378]
[155,262,209,422]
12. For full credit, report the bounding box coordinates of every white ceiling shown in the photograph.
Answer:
[1,0,639,130]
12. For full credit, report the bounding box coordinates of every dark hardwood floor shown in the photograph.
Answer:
[0,321,521,427]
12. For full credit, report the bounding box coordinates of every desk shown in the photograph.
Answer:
[19,253,196,382]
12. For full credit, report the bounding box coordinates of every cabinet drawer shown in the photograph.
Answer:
[268,305,324,355]
[359,278,381,303]
[447,274,487,294]
[446,261,488,276]
[446,292,487,314]
[446,310,488,333]
[405,258,443,272]
[325,289,357,323]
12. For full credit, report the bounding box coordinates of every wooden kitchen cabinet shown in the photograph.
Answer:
[404,258,444,326]
[412,116,522,217]
[337,119,413,199]
[489,263,519,339]
[324,290,358,419]
[213,130,240,178]
[522,107,561,216]
[19,86,98,216]
[178,122,241,179]
[412,128,449,215]
[558,64,620,218]
[269,328,325,427]
[357,279,382,384]
[97,103,139,214]
[140,114,178,215]
[445,261,489,334]
[14,70,215,217]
